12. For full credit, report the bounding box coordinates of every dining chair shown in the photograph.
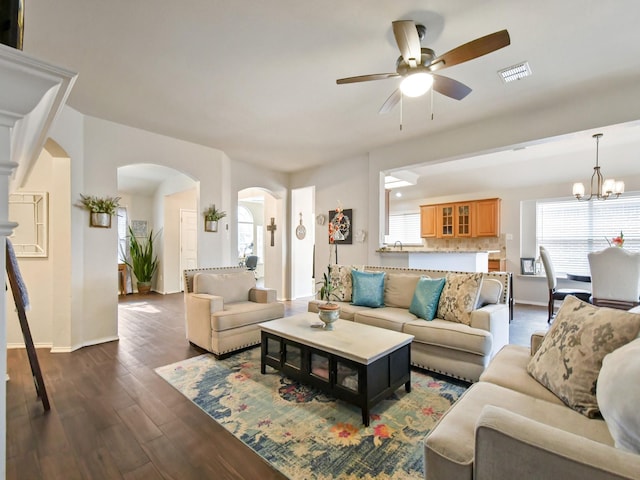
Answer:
[245,255,258,271]
[539,246,591,322]
[588,247,640,310]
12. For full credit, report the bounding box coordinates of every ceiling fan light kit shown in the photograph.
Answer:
[336,20,511,120]
[572,133,624,201]
[400,72,433,97]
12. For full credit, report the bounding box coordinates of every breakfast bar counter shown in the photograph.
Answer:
[376,249,500,273]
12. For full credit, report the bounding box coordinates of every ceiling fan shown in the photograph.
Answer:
[336,21,511,114]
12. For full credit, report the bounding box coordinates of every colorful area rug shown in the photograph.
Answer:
[155,348,467,480]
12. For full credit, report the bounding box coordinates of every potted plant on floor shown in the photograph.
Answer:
[203,204,226,232]
[121,226,158,294]
[79,194,121,228]
[316,267,341,330]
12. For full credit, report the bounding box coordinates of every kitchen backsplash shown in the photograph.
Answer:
[398,234,507,258]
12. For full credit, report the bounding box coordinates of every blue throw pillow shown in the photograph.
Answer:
[351,270,386,308]
[409,277,446,321]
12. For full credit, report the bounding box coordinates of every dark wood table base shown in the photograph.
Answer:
[260,331,411,426]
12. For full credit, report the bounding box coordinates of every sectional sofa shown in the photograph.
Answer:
[308,265,511,382]
[425,297,640,480]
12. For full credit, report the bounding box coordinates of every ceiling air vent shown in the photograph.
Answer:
[498,62,532,83]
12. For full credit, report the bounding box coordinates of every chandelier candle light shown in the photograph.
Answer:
[572,133,624,201]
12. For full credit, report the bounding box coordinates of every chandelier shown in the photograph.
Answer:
[572,133,624,201]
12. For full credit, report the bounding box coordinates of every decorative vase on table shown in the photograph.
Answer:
[317,303,340,330]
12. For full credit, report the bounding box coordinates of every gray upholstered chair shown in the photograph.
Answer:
[588,247,640,310]
[245,255,258,271]
[539,246,591,322]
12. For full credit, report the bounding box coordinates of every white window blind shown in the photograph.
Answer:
[388,213,422,245]
[536,194,640,276]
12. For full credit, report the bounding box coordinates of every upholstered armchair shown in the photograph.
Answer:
[183,267,284,356]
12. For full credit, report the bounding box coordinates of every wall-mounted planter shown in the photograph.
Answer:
[90,212,112,228]
[204,220,219,232]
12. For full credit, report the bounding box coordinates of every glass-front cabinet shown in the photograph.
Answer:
[455,203,472,237]
[437,204,455,237]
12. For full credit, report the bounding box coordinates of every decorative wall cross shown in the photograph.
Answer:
[267,217,277,246]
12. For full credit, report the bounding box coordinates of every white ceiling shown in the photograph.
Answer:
[22,0,640,180]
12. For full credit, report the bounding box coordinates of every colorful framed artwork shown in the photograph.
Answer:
[329,208,352,244]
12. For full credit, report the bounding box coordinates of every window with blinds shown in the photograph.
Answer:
[536,194,640,276]
[387,213,422,245]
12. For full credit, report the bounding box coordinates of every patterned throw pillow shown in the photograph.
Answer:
[351,270,386,308]
[328,265,353,302]
[436,273,483,325]
[527,296,640,418]
[409,277,446,321]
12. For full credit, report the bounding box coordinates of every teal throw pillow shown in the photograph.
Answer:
[351,270,386,308]
[409,277,446,320]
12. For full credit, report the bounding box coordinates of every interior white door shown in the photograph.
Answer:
[180,209,198,290]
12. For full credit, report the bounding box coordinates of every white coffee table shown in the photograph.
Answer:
[259,312,414,426]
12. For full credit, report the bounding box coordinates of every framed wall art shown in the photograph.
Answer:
[328,208,352,244]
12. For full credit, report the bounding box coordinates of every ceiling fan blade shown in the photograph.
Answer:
[336,73,399,85]
[427,30,510,73]
[378,89,401,114]
[392,20,422,65]
[432,74,472,100]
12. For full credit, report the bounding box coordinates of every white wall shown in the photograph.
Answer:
[291,155,371,279]
[291,74,640,307]
[20,107,288,351]
[6,150,55,347]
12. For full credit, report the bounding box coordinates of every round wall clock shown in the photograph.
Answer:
[296,212,306,240]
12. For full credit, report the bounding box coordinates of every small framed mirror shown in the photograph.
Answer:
[8,192,48,257]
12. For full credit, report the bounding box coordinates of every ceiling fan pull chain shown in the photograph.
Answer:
[399,92,403,131]
[430,87,434,120]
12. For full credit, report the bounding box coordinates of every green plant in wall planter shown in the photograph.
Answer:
[79,194,121,228]
[120,226,159,294]
[203,204,227,232]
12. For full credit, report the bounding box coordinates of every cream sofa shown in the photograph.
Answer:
[183,266,284,356]
[308,266,511,382]
[425,329,640,480]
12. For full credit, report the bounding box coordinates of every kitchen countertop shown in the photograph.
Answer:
[376,249,501,254]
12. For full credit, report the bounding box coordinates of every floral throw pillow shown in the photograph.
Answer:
[436,273,483,325]
[328,265,353,302]
[527,295,640,418]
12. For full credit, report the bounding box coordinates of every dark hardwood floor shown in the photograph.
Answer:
[7,293,547,480]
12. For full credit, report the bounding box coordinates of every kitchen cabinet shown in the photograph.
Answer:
[474,198,501,237]
[436,204,455,238]
[421,198,501,238]
[455,202,473,237]
[420,205,437,238]
[488,258,506,272]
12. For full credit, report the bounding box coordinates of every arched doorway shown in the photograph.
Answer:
[117,164,198,294]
